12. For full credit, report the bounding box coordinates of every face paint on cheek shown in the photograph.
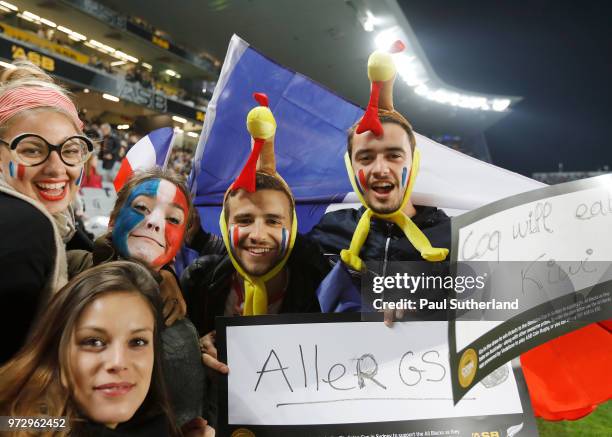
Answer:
[8,161,25,180]
[401,166,408,189]
[151,183,188,267]
[76,167,84,186]
[111,179,160,258]
[355,168,367,195]
[229,224,240,255]
[279,227,288,257]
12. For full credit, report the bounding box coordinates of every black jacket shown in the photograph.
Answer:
[0,192,55,364]
[181,233,328,336]
[308,206,451,275]
[180,233,328,427]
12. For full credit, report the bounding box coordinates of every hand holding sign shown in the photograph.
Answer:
[199,330,229,374]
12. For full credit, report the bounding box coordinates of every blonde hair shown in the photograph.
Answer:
[0,60,81,135]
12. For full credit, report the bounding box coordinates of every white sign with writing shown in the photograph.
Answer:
[454,175,612,349]
[226,321,522,425]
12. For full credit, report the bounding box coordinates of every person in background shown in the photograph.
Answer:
[98,122,121,182]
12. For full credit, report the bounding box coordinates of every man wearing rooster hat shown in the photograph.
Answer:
[309,42,451,302]
[181,92,328,375]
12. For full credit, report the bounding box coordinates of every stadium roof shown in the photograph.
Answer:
[96,0,519,137]
[8,0,519,136]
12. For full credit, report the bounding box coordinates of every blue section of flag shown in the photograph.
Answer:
[191,42,363,235]
[316,261,362,313]
[149,127,175,167]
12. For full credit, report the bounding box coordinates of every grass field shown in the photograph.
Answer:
[536,401,611,436]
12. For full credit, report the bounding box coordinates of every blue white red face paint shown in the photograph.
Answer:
[279,227,288,257]
[355,168,367,194]
[229,224,240,256]
[401,166,408,189]
[8,161,25,180]
[112,178,188,269]
[75,167,84,186]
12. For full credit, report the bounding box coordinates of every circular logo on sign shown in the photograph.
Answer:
[458,348,478,388]
[231,428,255,437]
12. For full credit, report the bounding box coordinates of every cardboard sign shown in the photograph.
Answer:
[449,174,612,402]
[217,313,537,437]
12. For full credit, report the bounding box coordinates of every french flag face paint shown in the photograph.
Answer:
[75,167,84,186]
[112,178,188,269]
[229,224,240,256]
[401,166,408,189]
[279,227,288,257]
[355,168,367,195]
[8,161,25,180]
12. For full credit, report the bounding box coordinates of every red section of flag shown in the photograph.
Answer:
[113,159,134,192]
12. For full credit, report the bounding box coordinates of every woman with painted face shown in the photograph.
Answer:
[0,61,93,363]
[0,261,182,436]
[68,168,211,432]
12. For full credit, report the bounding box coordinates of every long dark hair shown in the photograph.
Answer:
[0,261,179,436]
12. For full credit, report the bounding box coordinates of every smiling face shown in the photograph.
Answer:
[111,179,188,269]
[68,291,155,429]
[350,122,413,214]
[0,111,84,214]
[226,188,292,277]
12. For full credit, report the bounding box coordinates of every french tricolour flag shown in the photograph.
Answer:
[113,127,176,192]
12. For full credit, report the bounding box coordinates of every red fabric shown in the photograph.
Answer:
[81,167,103,188]
[231,139,264,193]
[113,158,133,192]
[356,81,383,137]
[520,322,612,420]
[598,319,612,333]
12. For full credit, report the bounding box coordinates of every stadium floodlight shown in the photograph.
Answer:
[89,39,116,54]
[110,60,127,67]
[57,25,72,34]
[102,93,120,102]
[21,11,40,22]
[172,115,187,124]
[70,32,87,41]
[165,69,178,77]
[174,127,184,133]
[374,26,401,51]
[117,124,130,130]
[83,88,90,93]
[113,51,139,63]
[141,62,153,70]
[187,131,199,138]
[39,18,56,28]
[492,98,511,112]
[0,1,18,11]
[359,10,379,33]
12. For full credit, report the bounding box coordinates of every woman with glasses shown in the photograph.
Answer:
[0,60,93,363]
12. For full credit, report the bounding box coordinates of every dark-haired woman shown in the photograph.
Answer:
[0,261,187,436]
